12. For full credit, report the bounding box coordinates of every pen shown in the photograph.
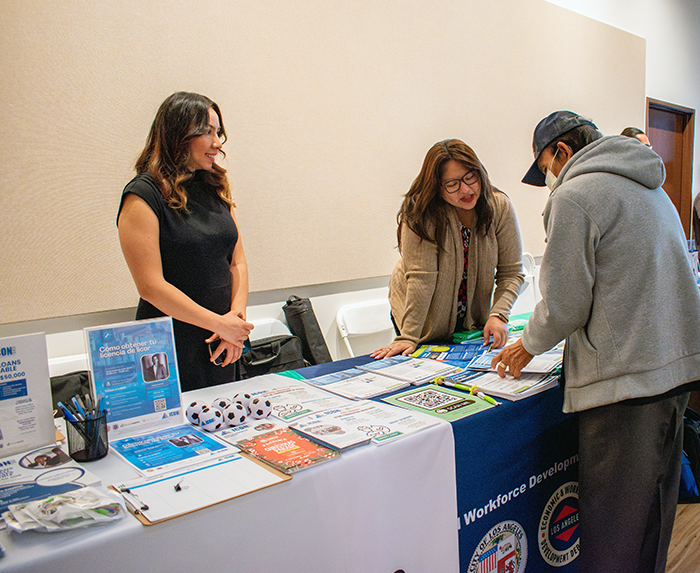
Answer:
[57,401,80,422]
[433,379,501,406]
[72,396,86,418]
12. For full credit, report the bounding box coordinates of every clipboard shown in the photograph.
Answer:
[110,452,291,525]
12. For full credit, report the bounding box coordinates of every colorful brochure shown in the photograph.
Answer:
[109,424,234,476]
[236,427,340,474]
[84,318,182,439]
[410,341,487,367]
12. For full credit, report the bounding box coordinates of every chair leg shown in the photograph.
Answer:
[342,337,355,357]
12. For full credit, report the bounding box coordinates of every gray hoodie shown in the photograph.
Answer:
[522,135,700,413]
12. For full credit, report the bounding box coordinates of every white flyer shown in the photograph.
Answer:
[0,333,55,458]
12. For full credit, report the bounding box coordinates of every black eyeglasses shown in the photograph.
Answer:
[442,170,478,194]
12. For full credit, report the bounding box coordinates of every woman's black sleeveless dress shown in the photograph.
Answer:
[118,171,238,392]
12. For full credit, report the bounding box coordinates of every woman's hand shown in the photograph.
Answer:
[205,335,243,366]
[483,315,509,348]
[214,310,254,347]
[370,341,416,360]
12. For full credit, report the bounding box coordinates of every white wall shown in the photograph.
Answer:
[9,0,700,371]
[547,0,700,199]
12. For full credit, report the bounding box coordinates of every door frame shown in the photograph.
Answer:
[646,97,695,237]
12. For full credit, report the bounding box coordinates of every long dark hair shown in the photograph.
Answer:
[135,91,232,211]
[398,139,495,250]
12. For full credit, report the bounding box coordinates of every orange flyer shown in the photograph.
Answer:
[236,427,340,474]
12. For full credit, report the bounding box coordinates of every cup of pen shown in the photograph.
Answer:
[66,410,109,462]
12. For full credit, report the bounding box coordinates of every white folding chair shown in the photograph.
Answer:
[510,252,539,315]
[336,300,395,357]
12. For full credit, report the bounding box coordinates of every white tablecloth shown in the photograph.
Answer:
[1,376,459,573]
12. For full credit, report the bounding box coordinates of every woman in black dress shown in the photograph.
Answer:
[117,92,253,391]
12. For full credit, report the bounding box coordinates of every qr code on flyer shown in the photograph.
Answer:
[154,398,167,411]
[396,388,462,410]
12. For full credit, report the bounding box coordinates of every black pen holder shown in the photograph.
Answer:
[66,412,109,462]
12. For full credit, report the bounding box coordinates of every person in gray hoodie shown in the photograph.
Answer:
[493,111,700,573]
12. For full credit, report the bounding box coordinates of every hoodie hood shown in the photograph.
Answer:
[554,135,666,192]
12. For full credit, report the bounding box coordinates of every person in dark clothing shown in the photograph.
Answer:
[118,92,253,391]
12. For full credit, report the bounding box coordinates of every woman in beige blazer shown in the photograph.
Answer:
[372,139,524,359]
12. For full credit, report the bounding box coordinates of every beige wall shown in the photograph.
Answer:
[0,0,645,324]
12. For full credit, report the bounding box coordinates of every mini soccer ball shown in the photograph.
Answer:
[232,392,253,414]
[249,397,272,419]
[186,401,207,425]
[199,407,224,432]
[222,402,247,426]
[211,397,232,413]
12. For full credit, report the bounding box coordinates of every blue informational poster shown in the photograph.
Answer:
[110,424,233,475]
[84,318,182,439]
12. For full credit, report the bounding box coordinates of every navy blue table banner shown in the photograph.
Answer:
[297,355,580,573]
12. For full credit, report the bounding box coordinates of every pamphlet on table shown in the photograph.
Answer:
[290,410,372,450]
[442,369,560,401]
[304,367,410,399]
[0,333,56,457]
[217,418,290,446]
[236,427,340,474]
[410,340,488,367]
[84,317,182,439]
[257,382,353,422]
[302,400,439,445]
[466,335,564,374]
[109,423,235,476]
[382,384,496,422]
[0,444,101,513]
[356,355,462,385]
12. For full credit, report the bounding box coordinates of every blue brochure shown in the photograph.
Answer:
[84,318,182,439]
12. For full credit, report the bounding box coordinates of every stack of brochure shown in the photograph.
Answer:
[441,369,560,401]
[304,367,410,400]
[0,332,102,514]
[410,340,488,368]
[355,355,462,385]
[290,400,439,446]
[465,335,563,375]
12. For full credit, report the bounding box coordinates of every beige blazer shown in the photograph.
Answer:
[389,190,524,346]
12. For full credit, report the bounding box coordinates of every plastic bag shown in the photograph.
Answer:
[2,486,126,533]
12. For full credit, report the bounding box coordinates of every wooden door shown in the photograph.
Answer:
[646,98,695,238]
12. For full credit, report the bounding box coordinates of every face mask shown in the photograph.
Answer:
[545,148,560,191]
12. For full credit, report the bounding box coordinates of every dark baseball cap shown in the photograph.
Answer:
[522,111,598,186]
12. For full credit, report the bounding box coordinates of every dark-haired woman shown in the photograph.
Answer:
[117,92,253,391]
[372,139,523,359]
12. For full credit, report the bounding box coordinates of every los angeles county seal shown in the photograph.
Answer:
[468,520,527,573]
